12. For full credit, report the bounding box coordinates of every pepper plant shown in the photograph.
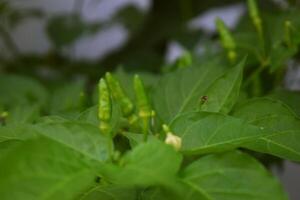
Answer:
[1,0,300,199]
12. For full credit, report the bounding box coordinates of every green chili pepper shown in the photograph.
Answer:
[105,72,134,117]
[247,0,263,37]
[215,17,236,62]
[284,20,293,48]
[134,75,152,140]
[98,78,111,134]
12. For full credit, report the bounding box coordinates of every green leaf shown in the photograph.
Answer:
[34,121,110,162]
[199,58,245,113]
[0,137,98,200]
[269,88,300,117]
[49,81,86,117]
[0,124,37,143]
[77,106,99,126]
[170,112,266,154]
[79,185,137,200]
[233,98,300,161]
[123,132,144,148]
[180,151,288,200]
[100,140,182,187]
[6,104,41,125]
[0,74,48,107]
[153,61,226,123]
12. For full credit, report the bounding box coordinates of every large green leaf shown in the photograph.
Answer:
[199,59,245,113]
[233,98,300,161]
[180,151,288,200]
[34,121,110,162]
[0,137,98,200]
[153,61,226,123]
[170,112,266,154]
[100,140,182,187]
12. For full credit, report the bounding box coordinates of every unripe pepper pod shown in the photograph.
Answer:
[247,0,263,37]
[215,17,237,62]
[284,20,293,48]
[134,75,152,118]
[134,75,152,140]
[98,78,112,134]
[105,72,134,117]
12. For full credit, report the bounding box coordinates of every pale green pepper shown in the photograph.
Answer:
[105,73,134,117]
[247,0,263,37]
[284,20,293,48]
[98,78,111,134]
[134,75,152,140]
[215,17,236,62]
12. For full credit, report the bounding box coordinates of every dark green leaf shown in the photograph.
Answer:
[49,81,86,117]
[0,74,47,107]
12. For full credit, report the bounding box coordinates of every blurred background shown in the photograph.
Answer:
[0,0,300,199]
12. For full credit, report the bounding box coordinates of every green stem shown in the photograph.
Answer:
[243,63,265,88]
[0,26,19,56]
[108,134,114,161]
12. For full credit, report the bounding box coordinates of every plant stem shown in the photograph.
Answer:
[0,26,19,56]
[243,63,265,88]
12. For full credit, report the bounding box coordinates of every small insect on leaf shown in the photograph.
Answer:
[200,95,208,105]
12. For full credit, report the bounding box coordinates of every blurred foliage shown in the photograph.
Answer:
[1,1,300,198]
[0,0,300,88]
[47,14,102,49]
